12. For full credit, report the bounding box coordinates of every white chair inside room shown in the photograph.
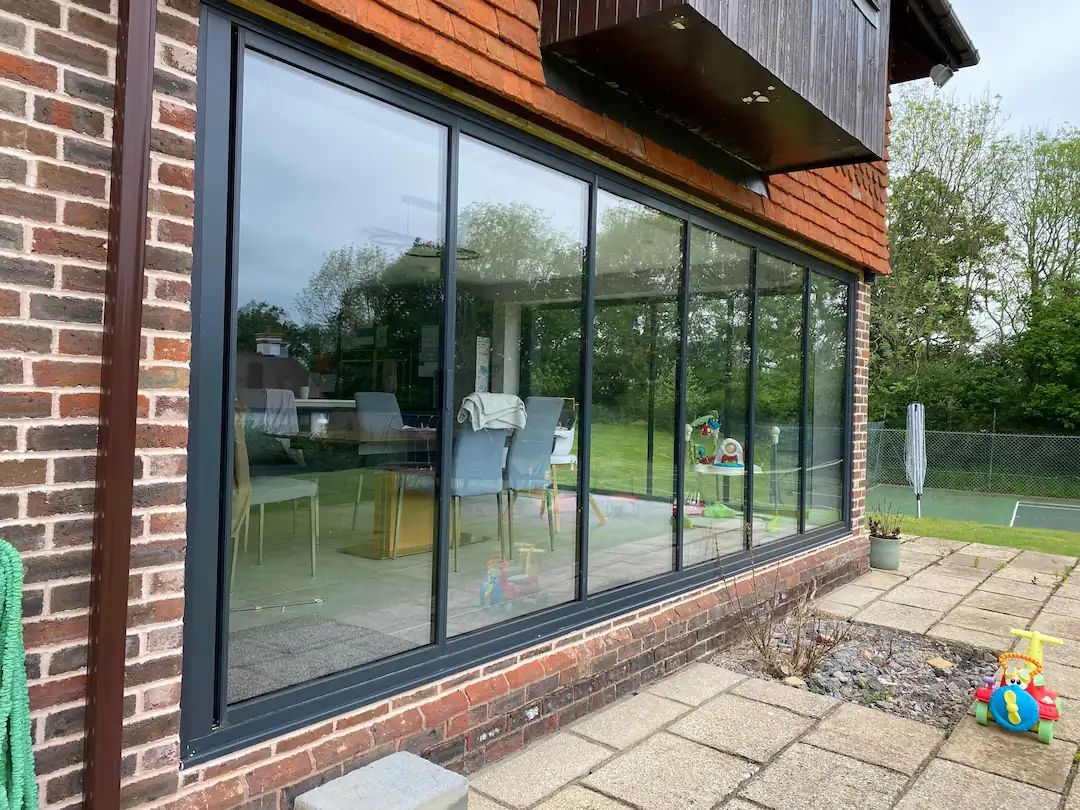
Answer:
[544,421,607,532]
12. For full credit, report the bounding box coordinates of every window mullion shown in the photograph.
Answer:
[576,176,598,602]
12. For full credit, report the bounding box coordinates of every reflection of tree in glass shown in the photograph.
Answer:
[235,300,320,369]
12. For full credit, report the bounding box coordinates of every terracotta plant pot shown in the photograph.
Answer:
[869,534,901,571]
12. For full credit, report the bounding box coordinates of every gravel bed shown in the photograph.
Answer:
[712,622,1000,729]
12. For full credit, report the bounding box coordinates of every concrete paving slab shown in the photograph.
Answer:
[1015,635,1080,668]
[470,793,510,810]
[669,694,814,762]
[1032,611,1080,642]
[939,552,997,572]
[905,570,981,595]
[938,716,1076,793]
[1011,550,1077,575]
[994,565,1062,587]
[928,622,1011,651]
[903,550,949,567]
[646,663,745,706]
[571,693,688,750]
[1041,661,1080,699]
[904,537,968,554]
[960,589,1043,619]
[925,561,994,583]
[739,744,907,810]
[855,600,941,634]
[470,733,612,809]
[582,732,754,810]
[1043,595,1080,619]
[730,677,840,718]
[978,575,1053,602]
[535,787,631,810]
[939,605,1019,637]
[895,559,932,577]
[1055,581,1080,601]
[826,584,884,608]
[894,759,1059,810]
[880,584,963,612]
[852,570,906,590]
[814,600,858,619]
[718,801,761,810]
[960,543,1022,562]
[802,703,944,775]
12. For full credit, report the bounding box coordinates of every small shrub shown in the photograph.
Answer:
[868,501,903,539]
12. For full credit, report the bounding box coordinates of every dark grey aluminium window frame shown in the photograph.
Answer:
[181,0,859,766]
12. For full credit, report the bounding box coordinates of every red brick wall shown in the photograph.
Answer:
[0,0,196,806]
[157,535,868,810]
[291,0,890,274]
[0,0,884,807]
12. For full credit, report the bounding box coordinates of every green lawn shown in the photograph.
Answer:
[898,516,1080,557]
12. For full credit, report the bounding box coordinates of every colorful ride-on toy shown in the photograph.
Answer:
[974,629,1064,744]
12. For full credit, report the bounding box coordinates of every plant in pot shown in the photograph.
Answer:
[868,501,903,570]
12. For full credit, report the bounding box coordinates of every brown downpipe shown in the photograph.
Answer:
[84,0,158,807]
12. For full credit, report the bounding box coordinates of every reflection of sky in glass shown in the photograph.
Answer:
[235,52,446,321]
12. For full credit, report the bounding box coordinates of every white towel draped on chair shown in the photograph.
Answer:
[264,388,298,436]
[456,392,526,431]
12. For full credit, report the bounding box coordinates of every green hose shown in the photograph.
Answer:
[0,540,37,810]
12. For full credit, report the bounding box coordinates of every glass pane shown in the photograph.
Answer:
[227,52,446,702]
[751,254,804,545]
[806,273,849,529]
[449,136,587,635]
[587,192,683,593]
[683,226,753,566]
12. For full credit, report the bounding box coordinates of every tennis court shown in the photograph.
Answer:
[868,483,1080,532]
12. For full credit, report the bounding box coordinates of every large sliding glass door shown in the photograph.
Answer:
[183,8,856,761]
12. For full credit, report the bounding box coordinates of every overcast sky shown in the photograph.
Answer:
[929,0,1080,133]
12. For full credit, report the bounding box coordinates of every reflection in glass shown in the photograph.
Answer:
[805,274,849,529]
[448,136,587,635]
[683,227,753,565]
[587,192,683,593]
[226,52,446,702]
[752,254,805,545]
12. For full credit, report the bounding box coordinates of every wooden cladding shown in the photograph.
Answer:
[540,0,890,173]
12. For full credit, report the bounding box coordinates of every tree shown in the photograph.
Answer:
[1014,279,1080,431]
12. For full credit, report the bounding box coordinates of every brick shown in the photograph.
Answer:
[149,568,184,593]
[127,596,184,627]
[159,100,195,132]
[64,70,114,107]
[27,423,98,451]
[53,455,97,483]
[36,164,107,200]
[149,188,193,218]
[147,513,186,535]
[0,52,57,90]
[35,30,108,75]
[153,395,187,418]
[158,161,193,190]
[0,16,24,48]
[121,771,179,809]
[0,118,55,155]
[157,218,193,246]
[142,304,190,332]
[151,127,194,160]
[132,481,185,508]
[63,137,111,169]
[0,188,54,223]
[31,294,103,324]
[59,265,103,294]
[0,390,47,420]
[0,153,26,183]
[0,425,15,451]
[2,0,61,24]
[152,337,190,362]
[372,709,424,745]
[66,8,117,45]
[63,201,109,231]
[153,68,196,103]
[34,97,104,136]
[28,487,95,517]
[246,751,314,798]
[143,682,182,711]
[0,458,46,485]
[58,328,101,355]
[1,523,45,553]
[144,243,191,273]
[124,653,181,687]
[0,357,22,384]
[161,42,196,75]
[156,11,198,45]
[0,289,17,317]
[311,728,376,770]
[0,323,51,353]
[136,424,187,449]
[0,85,23,116]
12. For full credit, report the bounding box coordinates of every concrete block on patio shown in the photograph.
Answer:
[895,759,1059,810]
[669,694,814,762]
[939,717,1076,793]
[905,570,980,595]
[571,692,688,750]
[814,600,858,619]
[470,733,611,809]
[801,703,944,775]
[852,570,906,590]
[959,543,1022,562]
[825,583,882,608]
[730,677,839,718]
[294,752,467,810]
[855,600,940,634]
[880,584,962,613]
[978,575,1053,602]
[940,605,1017,637]
[535,786,632,810]
[739,743,906,810]
[1032,611,1080,642]
[1011,550,1077,575]
[928,622,1010,651]
[1043,595,1080,619]
[647,663,744,706]
[960,589,1043,619]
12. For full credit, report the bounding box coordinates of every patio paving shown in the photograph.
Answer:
[469,538,1080,810]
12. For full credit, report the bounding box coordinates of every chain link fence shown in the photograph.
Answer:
[867,423,1080,500]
